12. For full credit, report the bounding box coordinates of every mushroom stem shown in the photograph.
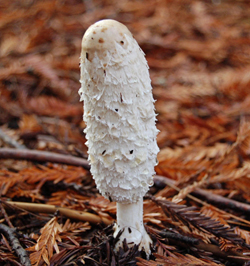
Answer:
[114,198,152,256]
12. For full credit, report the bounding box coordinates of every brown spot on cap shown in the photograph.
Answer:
[81,20,133,56]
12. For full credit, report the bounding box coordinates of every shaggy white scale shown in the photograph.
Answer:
[79,19,159,256]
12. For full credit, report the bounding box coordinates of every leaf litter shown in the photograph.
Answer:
[1,0,250,265]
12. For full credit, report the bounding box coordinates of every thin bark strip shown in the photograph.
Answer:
[0,148,90,170]
[0,223,31,266]
[5,201,112,225]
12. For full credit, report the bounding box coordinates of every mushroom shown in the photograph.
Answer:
[79,19,159,256]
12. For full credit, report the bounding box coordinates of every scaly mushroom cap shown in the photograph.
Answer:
[79,19,159,204]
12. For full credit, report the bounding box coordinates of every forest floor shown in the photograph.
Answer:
[1,0,250,265]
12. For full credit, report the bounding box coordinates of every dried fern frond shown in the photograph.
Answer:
[0,165,90,201]
[137,252,222,266]
[218,68,250,101]
[27,216,63,266]
[235,120,250,155]
[149,196,244,245]
[200,205,232,226]
[143,200,166,227]
[172,174,208,203]
[60,219,91,239]
[0,169,29,196]
[234,227,250,246]
[210,162,250,184]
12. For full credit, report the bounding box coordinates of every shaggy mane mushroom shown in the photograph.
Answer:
[79,19,159,256]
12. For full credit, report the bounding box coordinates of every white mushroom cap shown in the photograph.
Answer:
[79,19,159,204]
[81,19,133,61]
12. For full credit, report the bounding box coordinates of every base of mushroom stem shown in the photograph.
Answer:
[113,198,152,258]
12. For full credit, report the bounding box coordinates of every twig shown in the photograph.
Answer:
[153,175,207,206]
[150,227,250,265]
[0,148,90,170]
[0,202,13,228]
[0,223,31,266]
[0,212,32,224]
[156,229,199,245]
[154,175,250,215]
[4,201,113,226]
[192,188,250,214]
